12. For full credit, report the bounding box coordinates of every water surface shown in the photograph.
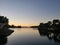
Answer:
[4,28,60,45]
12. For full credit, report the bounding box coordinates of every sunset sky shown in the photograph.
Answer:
[0,0,60,26]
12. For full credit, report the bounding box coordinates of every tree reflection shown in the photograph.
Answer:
[0,29,14,45]
[0,37,7,45]
[38,29,60,42]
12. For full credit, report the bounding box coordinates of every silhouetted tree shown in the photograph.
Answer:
[0,16,9,28]
[38,19,60,30]
[53,19,60,25]
[52,19,60,30]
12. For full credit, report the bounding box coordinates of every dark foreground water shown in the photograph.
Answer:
[1,28,60,45]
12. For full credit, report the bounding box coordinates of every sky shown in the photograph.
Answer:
[0,0,60,26]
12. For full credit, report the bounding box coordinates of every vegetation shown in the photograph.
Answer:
[38,19,60,30]
[0,16,9,28]
[8,25,21,28]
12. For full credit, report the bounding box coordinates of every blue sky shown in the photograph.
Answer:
[0,0,60,26]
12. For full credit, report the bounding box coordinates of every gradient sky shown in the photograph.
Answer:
[0,0,60,26]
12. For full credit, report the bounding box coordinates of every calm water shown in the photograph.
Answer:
[2,28,60,45]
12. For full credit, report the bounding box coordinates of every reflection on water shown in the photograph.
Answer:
[5,28,60,45]
[0,37,7,45]
[0,29,14,45]
[38,29,60,42]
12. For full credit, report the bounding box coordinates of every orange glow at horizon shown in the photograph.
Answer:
[9,20,47,26]
[9,22,39,26]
